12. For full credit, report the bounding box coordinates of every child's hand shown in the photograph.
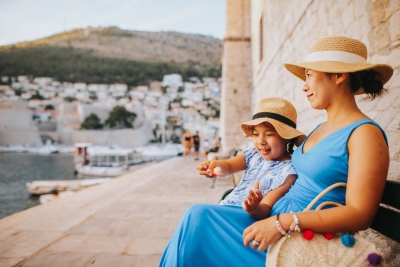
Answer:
[242,180,263,212]
[196,160,221,178]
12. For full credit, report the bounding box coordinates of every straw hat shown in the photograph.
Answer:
[284,36,394,94]
[241,97,304,139]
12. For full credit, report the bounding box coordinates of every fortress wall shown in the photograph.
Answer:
[0,108,42,147]
[70,119,154,147]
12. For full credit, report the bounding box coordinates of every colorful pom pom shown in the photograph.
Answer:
[341,233,356,247]
[303,229,314,240]
[323,233,334,240]
[367,253,382,266]
[213,167,222,174]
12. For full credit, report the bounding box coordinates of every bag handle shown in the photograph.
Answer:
[304,182,346,211]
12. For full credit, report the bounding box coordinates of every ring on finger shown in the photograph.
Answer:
[252,240,260,247]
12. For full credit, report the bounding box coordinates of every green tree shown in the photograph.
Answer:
[105,106,136,129]
[29,91,44,100]
[44,104,55,110]
[64,96,76,102]
[0,46,221,87]
[89,92,98,101]
[13,88,23,96]
[81,113,103,130]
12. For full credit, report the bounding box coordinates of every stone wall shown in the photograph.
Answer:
[246,0,400,265]
[251,0,400,183]
[70,119,154,147]
[0,108,42,147]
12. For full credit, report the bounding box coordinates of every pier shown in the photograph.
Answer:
[0,157,236,267]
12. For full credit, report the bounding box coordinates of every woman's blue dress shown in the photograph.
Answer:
[159,119,387,267]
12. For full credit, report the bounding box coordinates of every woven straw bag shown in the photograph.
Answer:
[266,183,386,267]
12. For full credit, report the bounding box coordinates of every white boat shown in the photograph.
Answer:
[58,145,75,154]
[26,178,111,195]
[136,143,183,161]
[14,145,27,153]
[76,147,145,177]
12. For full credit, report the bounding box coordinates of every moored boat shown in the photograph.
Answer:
[76,147,145,177]
[26,178,111,195]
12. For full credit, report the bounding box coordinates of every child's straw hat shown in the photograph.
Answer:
[241,98,304,139]
[284,36,394,94]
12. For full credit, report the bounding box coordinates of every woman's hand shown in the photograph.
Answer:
[243,216,283,252]
[242,180,263,212]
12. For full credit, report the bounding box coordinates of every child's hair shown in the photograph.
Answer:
[287,139,295,155]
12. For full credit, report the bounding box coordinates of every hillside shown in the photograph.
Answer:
[0,27,222,86]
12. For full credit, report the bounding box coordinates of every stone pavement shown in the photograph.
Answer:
[0,157,238,267]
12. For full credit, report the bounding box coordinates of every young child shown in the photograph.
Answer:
[196,97,305,220]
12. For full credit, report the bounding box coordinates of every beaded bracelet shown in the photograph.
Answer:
[289,211,301,233]
[275,214,286,235]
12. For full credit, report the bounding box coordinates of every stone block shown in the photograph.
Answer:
[126,237,169,255]
[387,50,400,71]
[388,70,400,88]
[388,10,400,42]
[375,90,398,110]
[345,20,363,40]
[356,96,378,115]
[372,108,399,130]
[0,257,25,267]
[391,90,400,111]
[0,228,20,243]
[67,217,117,237]
[385,110,400,132]
[373,22,391,51]
[340,0,352,5]
[89,253,138,267]
[342,1,355,28]
[22,251,96,267]
[384,0,400,21]
[328,3,341,24]
[91,209,135,219]
[45,235,131,254]
[111,224,151,238]
[353,0,368,19]
[102,200,145,212]
[371,0,387,26]
[136,254,162,267]
[0,230,63,258]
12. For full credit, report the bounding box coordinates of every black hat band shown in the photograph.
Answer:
[252,112,296,129]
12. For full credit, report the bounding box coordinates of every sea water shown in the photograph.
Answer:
[0,153,78,219]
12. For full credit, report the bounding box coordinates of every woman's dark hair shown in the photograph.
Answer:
[287,139,295,155]
[326,70,386,99]
[348,70,386,99]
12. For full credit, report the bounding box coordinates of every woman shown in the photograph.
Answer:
[160,36,393,266]
[181,130,193,160]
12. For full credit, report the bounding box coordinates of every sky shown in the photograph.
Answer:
[0,0,226,46]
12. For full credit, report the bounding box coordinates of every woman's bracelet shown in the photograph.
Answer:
[289,211,301,233]
[275,214,286,235]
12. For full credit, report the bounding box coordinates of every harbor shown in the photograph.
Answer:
[0,156,236,266]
